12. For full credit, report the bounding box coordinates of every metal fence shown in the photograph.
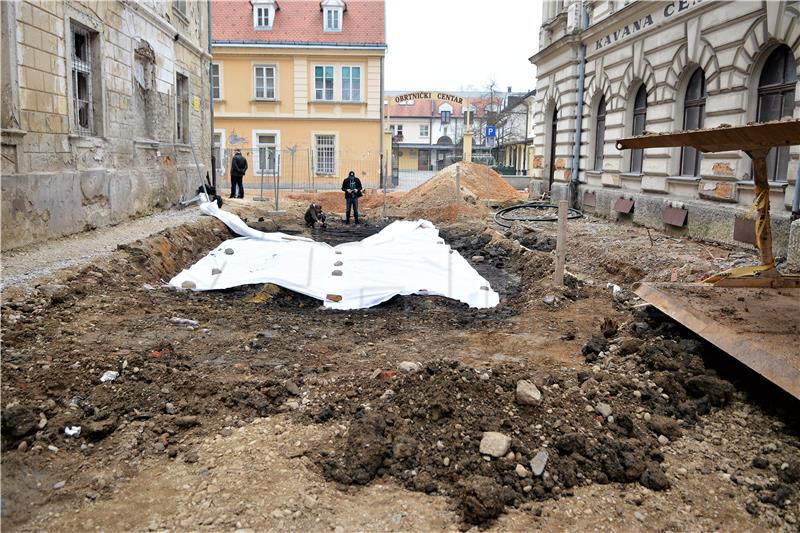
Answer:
[216,147,383,195]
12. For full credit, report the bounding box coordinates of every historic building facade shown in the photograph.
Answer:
[530,0,800,255]
[1,0,213,250]
[210,0,386,190]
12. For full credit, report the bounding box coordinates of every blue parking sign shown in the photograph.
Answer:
[485,126,497,138]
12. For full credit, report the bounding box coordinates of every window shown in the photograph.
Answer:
[757,45,796,181]
[315,134,336,174]
[314,66,334,100]
[680,69,706,176]
[396,125,404,136]
[174,0,186,17]
[211,63,221,100]
[594,96,606,170]
[255,6,270,28]
[254,133,277,173]
[420,124,429,137]
[175,73,188,143]
[70,22,97,135]
[629,85,647,173]
[441,110,451,124]
[325,8,342,31]
[341,66,361,101]
[254,65,275,100]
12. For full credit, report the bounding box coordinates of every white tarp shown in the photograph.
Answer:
[168,202,500,310]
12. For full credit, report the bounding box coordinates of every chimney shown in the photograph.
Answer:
[507,86,512,93]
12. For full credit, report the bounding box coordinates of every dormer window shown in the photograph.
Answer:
[321,0,345,32]
[253,0,276,30]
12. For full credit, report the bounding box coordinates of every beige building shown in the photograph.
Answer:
[530,0,800,258]
[1,0,212,250]
[210,0,386,192]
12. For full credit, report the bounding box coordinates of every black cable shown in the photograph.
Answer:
[493,202,583,228]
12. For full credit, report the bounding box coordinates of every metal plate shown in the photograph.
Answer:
[733,216,756,245]
[582,191,597,207]
[613,198,635,214]
[634,282,800,400]
[662,206,688,227]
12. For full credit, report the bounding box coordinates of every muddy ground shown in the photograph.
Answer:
[1,199,799,532]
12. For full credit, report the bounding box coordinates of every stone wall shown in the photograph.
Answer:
[530,0,799,259]
[1,0,212,250]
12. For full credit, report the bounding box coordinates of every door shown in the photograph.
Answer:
[418,149,430,171]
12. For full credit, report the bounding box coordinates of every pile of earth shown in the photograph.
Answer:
[394,162,524,222]
[309,306,799,526]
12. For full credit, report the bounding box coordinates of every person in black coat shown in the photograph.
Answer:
[341,170,363,224]
[229,148,248,199]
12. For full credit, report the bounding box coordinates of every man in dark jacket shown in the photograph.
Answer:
[230,148,248,199]
[341,170,363,224]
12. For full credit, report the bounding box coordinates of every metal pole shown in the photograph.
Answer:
[381,153,387,220]
[554,200,568,285]
[455,164,461,203]
[291,150,295,191]
[258,147,265,201]
[274,152,280,211]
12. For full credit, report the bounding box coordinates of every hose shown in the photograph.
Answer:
[493,202,583,228]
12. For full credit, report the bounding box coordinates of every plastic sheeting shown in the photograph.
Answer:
[168,202,500,310]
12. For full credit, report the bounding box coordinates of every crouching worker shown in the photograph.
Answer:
[341,170,363,225]
[304,203,327,229]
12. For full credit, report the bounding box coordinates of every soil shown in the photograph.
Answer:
[1,190,799,532]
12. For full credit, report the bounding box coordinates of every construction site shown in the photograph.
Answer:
[1,150,799,531]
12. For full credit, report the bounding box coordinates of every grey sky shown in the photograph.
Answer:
[384,0,542,93]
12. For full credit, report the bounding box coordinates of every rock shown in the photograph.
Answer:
[459,475,507,524]
[658,435,670,445]
[640,463,670,491]
[515,380,542,405]
[53,481,66,490]
[443,457,450,467]
[543,294,558,306]
[165,402,177,415]
[100,371,119,383]
[479,432,511,458]
[685,375,734,406]
[284,400,300,410]
[617,337,643,356]
[181,280,196,289]
[398,361,421,373]
[595,402,612,418]
[211,268,222,275]
[224,248,235,255]
[17,441,28,452]
[175,416,200,428]
[1,404,38,439]
[471,255,485,263]
[530,451,549,476]
[284,381,301,396]
[554,433,586,455]
[752,457,769,469]
[40,284,71,304]
[582,335,608,361]
[515,464,530,478]
[84,418,118,440]
[380,389,394,400]
[184,451,199,464]
[647,415,682,440]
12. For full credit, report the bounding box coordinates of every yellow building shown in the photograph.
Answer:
[210,0,386,192]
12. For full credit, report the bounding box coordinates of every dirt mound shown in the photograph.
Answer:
[312,305,799,526]
[285,190,391,214]
[394,162,524,222]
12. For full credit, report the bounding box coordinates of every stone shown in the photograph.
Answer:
[165,402,177,414]
[184,451,199,464]
[479,432,511,458]
[443,457,450,467]
[284,381,301,396]
[398,361,421,373]
[17,441,28,452]
[543,294,557,306]
[658,435,670,445]
[516,380,542,405]
[471,255,485,263]
[530,450,549,476]
[752,457,769,469]
[595,402,612,418]
[515,463,530,478]
[53,481,66,490]
[224,248,234,255]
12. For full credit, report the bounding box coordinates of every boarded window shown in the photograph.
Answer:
[594,96,606,170]
[680,69,706,176]
[175,73,188,143]
[629,85,647,174]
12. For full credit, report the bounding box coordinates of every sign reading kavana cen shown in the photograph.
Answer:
[393,92,464,105]
[594,0,704,51]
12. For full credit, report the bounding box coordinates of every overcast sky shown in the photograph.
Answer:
[384,0,542,93]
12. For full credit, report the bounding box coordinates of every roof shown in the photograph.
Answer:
[615,119,800,153]
[212,0,386,47]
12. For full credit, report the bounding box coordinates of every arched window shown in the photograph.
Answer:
[630,85,647,173]
[594,96,606,170]
[680,68,706,176]
[757,45,797,181]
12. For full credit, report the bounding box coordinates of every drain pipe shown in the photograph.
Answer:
[207,0,216,187]
[793,158,800,220]
[571,3,589,207]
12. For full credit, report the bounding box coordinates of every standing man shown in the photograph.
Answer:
[230,148,248,199]
[341,170,363,225]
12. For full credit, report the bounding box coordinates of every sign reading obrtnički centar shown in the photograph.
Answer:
[393,92,464,105]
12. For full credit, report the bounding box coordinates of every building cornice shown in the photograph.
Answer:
[213,41,387,51]
[529,33,580,65]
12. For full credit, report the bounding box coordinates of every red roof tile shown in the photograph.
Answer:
[212,0,386,46]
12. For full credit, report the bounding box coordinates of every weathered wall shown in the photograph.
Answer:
[1,0,213,250]
[530,0,799,258]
